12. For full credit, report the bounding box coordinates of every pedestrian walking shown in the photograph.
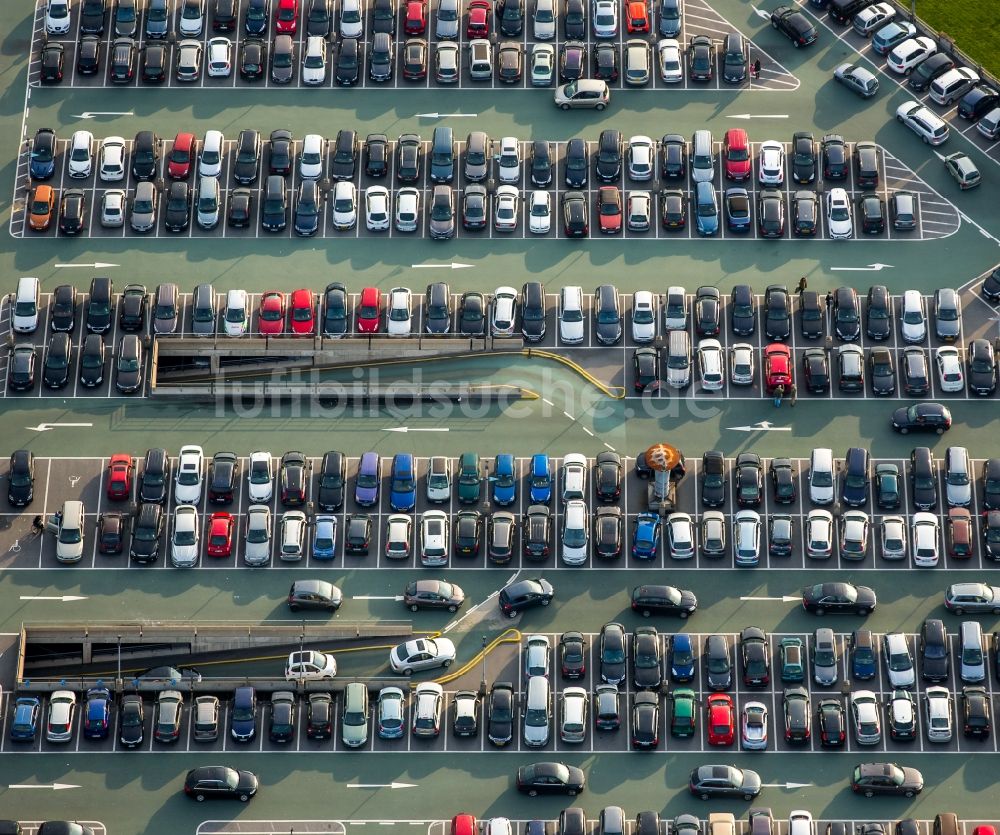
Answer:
[797,276,808,293]
[752,58,761,79]
[773,383,785,407]
[31,514,44,534]
[789,382,797,407]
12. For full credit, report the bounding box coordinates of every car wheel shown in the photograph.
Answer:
[814,608,825,615]
[899,427,909,434]
[896,115,904,123]
[857,608,869,615]
[904,790,914,798]
[508,610,518,619]
[935,427,944,434]
[994,608,1000,615]
[864,790,874,798]
[953,607,964,615]
[239,793,250,802]
[402,667,413,676]
[642,609,651,617]
[568,789,577,796]
[792,39,799,48]
[771,18,778,27]
[289,604,299,611]
[442,659,452,668]
[922,135,929,144]
[195,794,206,802]
[679,610,689,619]
[560,103,570,110]
[700,792,710,800]
[410,604,419,612]
[448,604,457,613]
[744,794,754,801]
[529,789,538,797]
[541,598,551,606]
[595,103,606,111]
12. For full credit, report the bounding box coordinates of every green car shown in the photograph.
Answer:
[670,688,697,737]
[779,637,805,682]
[457,452,481,504]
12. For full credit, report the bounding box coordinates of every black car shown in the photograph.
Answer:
[982,459,1000,510]
[239,38,266,80]
[967,338,997,395]
[701,450,726,507]
[850,763,923,798]
[962,686,992,738]
[98,511,127,554]
[818,698,846,747]
[854,141,879,188]
[901,347,930,395]
[294,180,321,237]
[208,452,238,504]
[521,505,550,559]
[801,582,877,615]
[792,190,818,236]
[519,281,544,341]
[115,333,143,393]
[30,127,57,180]
[688,765,762,801]
[564,0,585,37]
[764,285,790,340]
[769,458,795,503]
[599,622,627,685]
[50,284,77,332]
[516,762,585,796]
[822,134,847,179]
[908,51,953,92]
[140,448,169,504]
[212,0,237,29]
[631,691,660,748]
[329,130,358,181]
[43,332,71,389]
[630,584,696,618]
[109,36,136,82]
[959,84,1000,121]
[487,682,514,745]
[361,134,388,178]
[783,687,811,744]
[892,403,952,435]
[832,286,860,341]
[184,766,258,802]
[735,453,762,507]
[118,283,147,331]
[770,6,817,46]
[80,0,107,34]
[268,130,293,176]
[595,451,622,500]
[565,138,588,187]
[596,129,622,182]
[372,0,396,32]
[802,347,830,393]
[660,134,686,179]
[594,507,622,558]
[131,130,160,181]
[867,347,895,396]
[119,694,144,747]
[985,511,1000,560]
[342,514,371,555]
[919,618,949,682]
[307,0,333,35]
[560,631,586,679]
[458,291,486,335]
[77,35,102,75]
[865,284,891,339]
[316,451,345,510]
[982,265,1000,301]
[685,33,714,81]
[632,627,661,689]
[859,194,885,234]
[757,190,784,238]
[660,189,686,230]
[261,175,287,232]
[40,42,65,84]
[593,42,619,81]
[909,446,937,510]
[279,452,307,506]
[730,284,755,335]
[498,577,554,616]
[244,0,268,32]
[875,463,900,509]
[335,37,360,84]
[7,450,35,506]
[271,34,294,83]
[397,134,422,182]
[593,284,621,345]
[453,510,482,556]
[497,0,523,34]
[704,634,731,690]
[462,187,487,231]
[691,287,721,336]
[163,181,190,232]
[740,626,769,687]
[227,187,252,228]
[233,129,261,184]
[130,502,163,563]
[59,189,86,235]
[633,348,659,392]
[529,141,553,187]
[799,290,823,338]
[141,42,168,82]
[791,132,815,183]
[7,346,34,391]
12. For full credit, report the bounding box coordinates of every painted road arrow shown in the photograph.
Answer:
[20,595,89,602]
[415,113,477,118]
[26,422,94,432]
[346,782,418,789]
[70,111,134,119]
[830,263,894,272]
[761,782,812,789]
[726,421,791,432]
[411,262,473,269]
[383,427,450,433]
[55,262,120,269]
[8,783,81,790]
[750,6,772,19]
[740,595,802,603]
[727,114,789,120]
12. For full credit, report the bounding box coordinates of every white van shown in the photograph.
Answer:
[13,277,40,333]
[809,448,835,505]
[55,500,86,563]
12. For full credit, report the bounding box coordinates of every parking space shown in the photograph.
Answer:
[2,451,999,571]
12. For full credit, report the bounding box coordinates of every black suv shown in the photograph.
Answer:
[596,129,622,181]
[853,141,879,188]
[520,281,545,342]
[7,450,35,506]
[866,284,891,340]
[833,286,861,341]
[822,134,848,179]
[130,502,164,563]
[208,452,239,504]
[141,448,169,503]
[522,505,551,559]
[318,451,346,510]
[910,446,938,510]
[131,130,159,180]
[531,140,552,186]
[330,130,358,180]
[919,618,950,682]
[426,282,452,335]
[701,450,726,507]
[233,129,262,184]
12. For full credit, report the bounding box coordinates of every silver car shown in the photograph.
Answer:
[436,0,459,38]
[130,180,158,233]
[170,504,200,567]
[850,690,881,745]
[700,510,726,557]
[883,632,915,688]
[924,686,953,742]
[412,682,444,738]
[176,39,203,81]
[730,343,755,385]
[101,189,127,227]
[880,516,907,560]
[560,686,588,742]
[426,456,452,502]
[554,78,610,110]
[812,627,839,686]
[244,505,272,566]
[395,187,420,233]
[624,39,651,86]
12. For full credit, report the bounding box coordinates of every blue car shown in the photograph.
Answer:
[230,685,257,742]
[29,129,56,180]
[851,629,877,680]
[355,452,380,507]
[631,512,660,558]
[10,696,41,742]
[312,515,337,559]
[695,180,719,236]
[493,454,516,506]
[529,454,552,504]
[670,633,695,682]
[389,453,416,512]
[83,687,112,739]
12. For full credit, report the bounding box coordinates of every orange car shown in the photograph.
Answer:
[28,184,56,231]
[626,1,649,32]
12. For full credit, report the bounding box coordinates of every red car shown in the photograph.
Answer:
[764,343,793,393]
[289,288,316,335]
[723,128,751,181]
[404,0,427,33]
[275,0,299,32]
[467,0,490,37]
[626,1,649,32]
[106,454,134,501]
[258,291,286,336]
[206,512,235,557]
[706,693,735,746]
[357,287,381,333]
[597,186,622,234]
[167,132,196,179]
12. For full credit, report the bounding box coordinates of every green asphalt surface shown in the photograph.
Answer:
[4,0,1000,830]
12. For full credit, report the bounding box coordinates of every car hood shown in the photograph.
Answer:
[854,586,877,609]
[679,589,698,610]
[900,768,923,790]
[740,769,762,792]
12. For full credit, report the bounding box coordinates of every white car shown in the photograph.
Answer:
[99,136,127,182]
[701,510,726,557]
[592,0,618,37]
[657,39,683,83]
[663,285,687,330]
[529,190,551,233]
[524,635,551,677]
[101,190,126,227]
[491,286,517,336]
[45,0,71,34]
[366,186,391,231]
[531,43,555,86]
[758,140,785,185]
[896,100,949,145]
[900,290,926,342]
[559,286,585,343]
[880,515,907,560]
[883,632,915,688]
[561,499,589,565]
[627,136,655,180]
[45,690,77,742]
[244,504,272,567]
[805,509,834,559]
[426,457,451,502]
[420,510,449,566]
[698,339,724,391]
[389,637,456,674]
[631,290,656,342]
[299,134,325,179]
[887,35,936,74]
[302,36,328,85]
[887,690,916,740]
[340,0,364,37]
[385,514,412,559]
[67,130,94,178]
[174,445,205,504]
[497,137,521,183]
[179,0,205,35]
[285,650,337,681]
[279,510,306,561]
[667,512,695,559]
[853,2,894,35]
[562,453,587,501]
[387,287,413,336]
[789,813,813,835]
[199,130,224,178]
[851,691,882,744]
[332,181,357,230]
[826,188,853,239]
[207,37,232,77]
[534,0,556,38]
[911,511,940,567]
[840,510,870,560]
[413,682,444,737]
[924,686,953,742]
[734,509,761,567]
[935,346,964,393]
[222,288,250,336]
[560,687,588,743]
[246,451,273,502]
[395,187,420,233]
[741,702,768,750]
[627,191,651,232]
[730,343,755,385]
[170,505,200,567]
[494,185,520,232]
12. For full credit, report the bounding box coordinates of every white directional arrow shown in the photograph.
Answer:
[346,782,418,789]
[761,782,812,789]
[411,262,474,270]
[727,114,789,120]
[351,595,405,601]
[70,111,134,119]
[26,422,94,432]
[55,262,120,269]
[20,595,89,602]
[751,6,772,20]
[740,595,801,603]
[726,421,791,432]
[383,427,450,433]
[830,263,894,272]
[8,782,81,790]
[415,112,478,118]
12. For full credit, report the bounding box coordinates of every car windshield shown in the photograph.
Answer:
[708,655,728,673]
[174,527,196,546]
[119,354,140,372]
[830,205,849,221]
[814,647,835,666]
[274,50,292,68]
[597,309,618,324]
[564,526,586,547]
[888,650,911,671]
